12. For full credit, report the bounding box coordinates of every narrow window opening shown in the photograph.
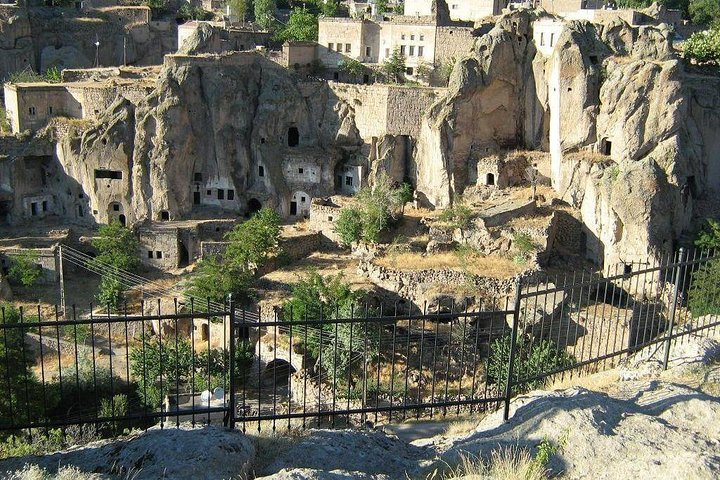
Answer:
[227,190,235,200]
[42,201,48,212]
[194,172,202,182]
[217,189,225,200]
[148,250,153,259]
[156,251,163,259]
[259,165,265,177]
[288,127,300,147]
[94,169,123,180]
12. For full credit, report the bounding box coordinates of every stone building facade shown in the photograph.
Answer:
[404,0,502,21]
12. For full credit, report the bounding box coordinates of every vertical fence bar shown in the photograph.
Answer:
[228,296,236,430]
[503,278,523,422]
[663,248,686,370]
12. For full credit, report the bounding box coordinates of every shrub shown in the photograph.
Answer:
[487,335,574,393]
[512,233,536,256]
[688,258,720,318]
[224,207,282,271]
[0,106,10,133]
[695,219,720,250]
[381,48,406,83]
[8,251,42,287]
[683,26,720,64]
[186,256,253,303]
[335,207,363,246]
[438,203,473,230]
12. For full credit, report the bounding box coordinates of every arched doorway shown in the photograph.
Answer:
[247,198,262,215]
[262,359,296,385]
[118,214,126,226]
[290,191,311,218]
[486,173,495,186]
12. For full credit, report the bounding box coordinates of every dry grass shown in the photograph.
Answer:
[505,213,553,231]
[376,252,524,279]
[432,448,547,480]
[7,465,112,480]
[443,415,486,439]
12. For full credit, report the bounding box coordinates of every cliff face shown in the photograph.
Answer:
[54,52,361,225]
[415,10,720,270]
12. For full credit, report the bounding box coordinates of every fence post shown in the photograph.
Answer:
[503,277,523,422]
[227,295,236,430]
[663,248,685,370]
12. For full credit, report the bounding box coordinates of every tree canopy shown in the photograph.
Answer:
[276,7,319,42]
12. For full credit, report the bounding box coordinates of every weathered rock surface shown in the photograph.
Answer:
[0,425,255,480]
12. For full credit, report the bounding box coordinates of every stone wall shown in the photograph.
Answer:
[434,26,476,65]
[327,83,446,140]
[308,198,343,243]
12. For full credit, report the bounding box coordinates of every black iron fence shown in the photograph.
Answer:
[0,249,718,437]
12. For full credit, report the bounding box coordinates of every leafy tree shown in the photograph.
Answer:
[683,26,720,63]
[375,0,389,13]
[0,106,10,133]
[414,61,432,83]
[335,207,363,246]
[689,0,720,27]
[130,336,194,409]
[438,202,474,230]
[178,3,210,20]
[228,0,250,21]
[224,207,282,271]
[186,256,253,303]
[91,221,140,311]
[8,251,41,287]
[283,272,377,380]
[381,48,406,83]
[320,0,338,16]
[144,0,168,16]
[397,182,414,213]
[339,58,365,80]
[695,219,720,250]
[255,0,277,29]
[487,335,574,393]
[276,7,319,42]
[440,56,456,85]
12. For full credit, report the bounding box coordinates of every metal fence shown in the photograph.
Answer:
[1,249,718,437]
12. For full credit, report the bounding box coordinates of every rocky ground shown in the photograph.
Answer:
[2,331,719,480]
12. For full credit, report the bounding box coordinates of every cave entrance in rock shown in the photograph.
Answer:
[247,198,262,215]
[601,138,612,156]
[178,241,189,268]
[263,359,296,384]
[287,127,299,147]
[486,173,495,186]
[118,214,126,226]
[0,201,11,224]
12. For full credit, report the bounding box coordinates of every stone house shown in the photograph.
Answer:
[177,21,271,52]
[317,2,476,83]
[404,0,502,21]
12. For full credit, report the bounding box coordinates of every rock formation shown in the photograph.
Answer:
[415,10,720,271]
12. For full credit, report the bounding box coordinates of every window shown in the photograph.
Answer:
[345,43,351,53]
[409,46,415,56]
[298,168,304,174]
[550,33,555,47]
[328,42,334,51]
[418,46,424,57]
[207,189,212,195]
[227,189,234,200]
[194,172,202,182]
[345,176,353,186]
[419,34,424,41]
[42,201,48,212]
[259,165,265,177]
[112,204,120,211]
[406,67,414,75]
[540,32,545,46]
[94,169,122,180]
[366,46,371,57]
[48,106,53,114]
[156,251,163,259]
[217,189,225,200]
[29,107,36,115]
[301,196,306,202]
[328,216,333,221]
[148,251,153,259]
[401,34,406,40]
[333,71,339,80]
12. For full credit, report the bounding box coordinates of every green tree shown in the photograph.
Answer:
[487,335,574,394]
[186,256,253,303]
[0,106,10,133]
[321,0,338,16]
[44,66,61,83]
[228,0,250,21]
[8,251,41,287]
[381,48,406,83]
[683,26,720,63]
[397,182,414,213]
[91,221,140,311]
[283,272,377,380]
[375,0,389,13]
[689,0,720,27]
[144,0,168,16]
[339,58,365,80]
[224,207,282,271]
[130,336,194,409]
[335,207,363,246]
[696,219,720,250]
[255,0,277,29]
[277,7,319,42]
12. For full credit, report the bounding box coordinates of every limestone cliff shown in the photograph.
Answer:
[415,10,720,271]
[54,52,362,225]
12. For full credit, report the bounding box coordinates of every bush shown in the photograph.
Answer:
[683,26,720,64]
[224,207,282,271]
[688,258,720,318]
[487,335,574,393]
[512,233,536,256]
[8,251,42,287]
[335,207,363,246]
[438,203,473,230]
[186,256,253,303]
[695,219,720,250]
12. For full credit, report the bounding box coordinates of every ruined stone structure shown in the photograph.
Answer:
[0,3,177,82]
